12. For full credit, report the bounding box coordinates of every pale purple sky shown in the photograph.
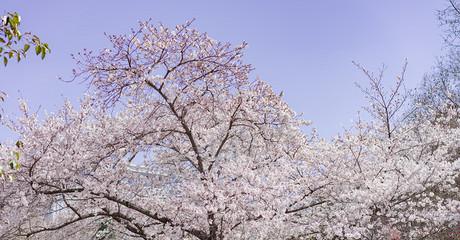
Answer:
[0,0,448,139]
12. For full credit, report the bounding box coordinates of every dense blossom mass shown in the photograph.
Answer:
[0,20,459,240]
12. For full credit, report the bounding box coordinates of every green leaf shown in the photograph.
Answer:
[13,151,20,161]
[13,14,20,25]
[43,43,50,52]
[6,31,12,41]
[9,160,14,170]
[8,159,21,171]
[8,51,14,59]
[0,38,5,43]
[3,57,8,66]
[23,44,30,52]
[41,47,46,59]
[32,35,39,44]
[35,45,41,55]
[0,47,3,54]
[16,141,24,148]
[16,53,20,62]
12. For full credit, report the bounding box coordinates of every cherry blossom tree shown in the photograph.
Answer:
[289,63,460,239]
[0,20,309,240]
[0,20,460,240]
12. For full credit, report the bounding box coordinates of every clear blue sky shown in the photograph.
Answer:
[0,0,448,139]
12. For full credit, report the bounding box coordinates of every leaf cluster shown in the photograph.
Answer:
[0,12,50,66]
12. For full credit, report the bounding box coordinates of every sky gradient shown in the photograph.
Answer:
[0,0,449,139]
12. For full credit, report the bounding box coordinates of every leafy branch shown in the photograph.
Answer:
[0,12,50,66]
